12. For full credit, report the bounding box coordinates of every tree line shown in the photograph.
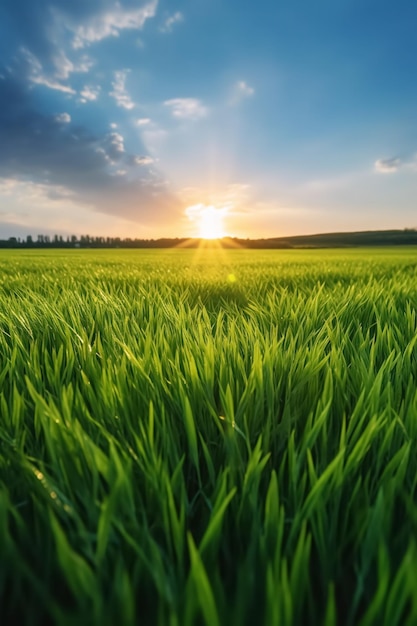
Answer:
[0,229,416,249]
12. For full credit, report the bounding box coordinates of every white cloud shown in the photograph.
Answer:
[55,113,71,124]
[0,178,76,205]
[95,146,111,163]
[0,177,150,239]
[31,75,76,94]
[136,117,151,126]
[72,0,158,49]
[237,81,254,97]
[160,12,184,33]
[79,85,101,103]
[134,155,154,165]
[374,157,401,173]
[164,98,207,120]
[375,154,417,174]
[230,80,255,105]
[22,47,76,95]
[99,132,126,163]
[53,51,93,79]
[21,47,42,72]
[53,52,75,80]
[108,132,125,155]
[0,178,19,195]
[110,70,135,110]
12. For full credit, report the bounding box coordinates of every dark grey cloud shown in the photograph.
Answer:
[0,75,102,180]
[0,1,180,224]
[374,157,401,174]
[374,155,417,174]
[0,72,178,222]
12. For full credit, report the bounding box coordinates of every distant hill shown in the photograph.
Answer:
[226,229,417,248]
[1,229,416,248]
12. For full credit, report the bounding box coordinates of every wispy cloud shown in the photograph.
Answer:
[54,112,71,124]
[53,51,93,79]
[164,98,207,120]
[237,81,254,97]
[31,75,76,94]
[133,155,154,165]
[79,85,101,103]
[106,132,125,160]
[136,117,151,126]
[230,80,255,105]
[22,48,76,94]
[160,12,184,33]
[21,47,94,96]
[72,0,158,49]
[110,70,135,110]
[374,157,401,173]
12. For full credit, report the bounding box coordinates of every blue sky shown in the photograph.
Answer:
[0,0,416,238]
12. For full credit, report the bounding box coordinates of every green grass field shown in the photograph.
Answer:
[1,248,417,626]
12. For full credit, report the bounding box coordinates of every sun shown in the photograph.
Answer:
[198,206,225,239]
[185,204,227,239]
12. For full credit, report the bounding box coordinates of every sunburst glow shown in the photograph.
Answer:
[185,204,227,239]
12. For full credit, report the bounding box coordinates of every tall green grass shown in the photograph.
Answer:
[0,248,416,625]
